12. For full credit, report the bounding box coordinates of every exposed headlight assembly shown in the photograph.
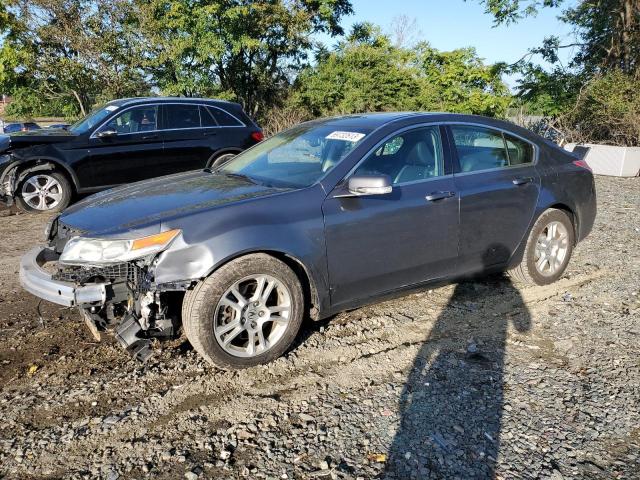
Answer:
[60,229,181,265]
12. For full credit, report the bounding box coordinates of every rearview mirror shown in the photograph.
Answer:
[347,175,392,196]
[96,129,117,138]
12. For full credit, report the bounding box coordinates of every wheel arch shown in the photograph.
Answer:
[509,202,578,270]
[200,249,321,321]
[206,148,243,168]
[13,157,79,192]
[546,203,578,245]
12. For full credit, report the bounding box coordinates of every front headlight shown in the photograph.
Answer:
[60,229,181,265]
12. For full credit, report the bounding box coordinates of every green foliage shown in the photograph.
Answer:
[558,71,640,146]
[515,64,584,116]
[292,26,510,118]
[473,0,564,25]
[0,0,151,117]
[4,87,80,119]
[135,0,353,118]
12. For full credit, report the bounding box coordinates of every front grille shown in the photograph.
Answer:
[53,263,142,285]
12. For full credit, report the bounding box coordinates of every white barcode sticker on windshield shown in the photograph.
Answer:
[326,131,365,142]
[105,105,119,112]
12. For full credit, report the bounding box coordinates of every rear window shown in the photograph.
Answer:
[164,104,201,130]
[207,106,243,126]
[504,133,534,165]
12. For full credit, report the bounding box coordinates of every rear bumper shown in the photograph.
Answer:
[19,246,108,307]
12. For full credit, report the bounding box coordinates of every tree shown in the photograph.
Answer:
[0,0,150,117]
[475,0,639,76]
[134,0,353,119]
[292,25,510,118]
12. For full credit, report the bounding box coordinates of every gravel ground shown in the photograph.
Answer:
[0,176,638,480]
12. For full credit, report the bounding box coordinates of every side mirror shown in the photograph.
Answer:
[347,175,392,196]
[96,129,117,139]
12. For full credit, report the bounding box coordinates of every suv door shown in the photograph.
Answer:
[448,124,540,273]
[322,125,459,308]
[155,103,210,176]
[87,104,162,188]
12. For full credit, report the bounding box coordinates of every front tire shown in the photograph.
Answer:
[509,208,575,285]
[182,254,304,369]
[16,170,72,213]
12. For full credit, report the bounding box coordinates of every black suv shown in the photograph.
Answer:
[0,97,263,212]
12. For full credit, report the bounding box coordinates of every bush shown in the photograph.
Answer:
[557,71,640,147]
[4,87,80,120]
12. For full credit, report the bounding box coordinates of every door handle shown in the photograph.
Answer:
[425,191,455,202]
[203,131,218,137]
[512,177,533,185]
[142,134,158,140]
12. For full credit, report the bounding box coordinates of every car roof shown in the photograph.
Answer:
[106,97,240,108]
[314,112,539,141]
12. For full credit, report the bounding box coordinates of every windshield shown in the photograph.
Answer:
[219,123,372,187]
[70,104,120,134]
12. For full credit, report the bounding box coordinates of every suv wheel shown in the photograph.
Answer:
[182,254,304,369]
[509,208,575,285]
[209,153,236,168]
[16,171,72,213]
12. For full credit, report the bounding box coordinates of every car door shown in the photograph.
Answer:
[322,125,459,308]
[158,103,213,175]
[448,124,540,273]
[87,104,163,188]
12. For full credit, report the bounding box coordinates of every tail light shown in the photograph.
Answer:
[251,131,264,142]
[572,159,592,172]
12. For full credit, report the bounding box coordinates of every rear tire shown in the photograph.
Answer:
[509,208,575,285]
[182,254,304,369]
[16,170,72,213]
[208,152,236,169]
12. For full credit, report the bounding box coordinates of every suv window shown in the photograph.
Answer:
[200,106,218,127]
[164,104,201,130]
[100,105,158,134]
[354,126,444,184]
[208,106,242,126]
[451,125,508,172]
[504,133,534,165]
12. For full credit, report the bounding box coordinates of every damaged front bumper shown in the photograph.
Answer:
[20,246,180,362]
[19,246,108,307]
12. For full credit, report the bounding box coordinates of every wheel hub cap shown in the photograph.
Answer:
[214,274,292,358]
[534,221,569,276]
[20,174,63,211]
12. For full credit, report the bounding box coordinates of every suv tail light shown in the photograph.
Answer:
[572,159,592,172]
[251,131,264,142]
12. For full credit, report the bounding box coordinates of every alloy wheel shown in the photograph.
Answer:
[213,274,292,358]
[534,220,569,276]
[20,174,64,211]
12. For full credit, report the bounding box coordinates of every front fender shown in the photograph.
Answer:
[153,185,332,315]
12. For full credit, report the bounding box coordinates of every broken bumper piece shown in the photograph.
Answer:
[19,246,108,307]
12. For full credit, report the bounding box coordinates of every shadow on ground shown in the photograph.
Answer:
[385,247,531,479]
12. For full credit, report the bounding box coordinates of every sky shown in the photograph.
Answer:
[316,0,579,89]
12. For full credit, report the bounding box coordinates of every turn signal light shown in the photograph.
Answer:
[131,229,181,251]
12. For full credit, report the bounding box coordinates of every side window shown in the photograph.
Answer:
[504,133,534,165]
[164,104,201,130]
[100,105,158,134]
[354,126,444,185]
[451,126,507,172]
[200,106,218,127]
[208,107,243,126]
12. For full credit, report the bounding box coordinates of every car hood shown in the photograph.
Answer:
[0,129,77,152]
[59,171,290,236]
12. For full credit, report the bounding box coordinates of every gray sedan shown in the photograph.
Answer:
[20,113,596,368]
